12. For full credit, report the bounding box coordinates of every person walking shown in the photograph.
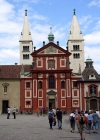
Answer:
[77,111,88,140]
[75,111,80,133]
[92,110,99,133]
[12,107,16,119]
[7,107,11,119]
[48,108,54,130]
[56,108,62,129]
[69,111,75,133]
[36,107,40,117]
[87,112,93,133]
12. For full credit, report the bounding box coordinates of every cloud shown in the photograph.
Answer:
[12,0,39,3]
[84,45,100,73]
[84,31,100,45]
[88,0,100,7]
[0,49,19,64]
[32,14,48,20]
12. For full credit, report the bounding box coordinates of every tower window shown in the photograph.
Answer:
[49,75,55,88]
[23,46,29,52]
[73,45,80,51]
[23,54,29,59]
[73,53,80,59]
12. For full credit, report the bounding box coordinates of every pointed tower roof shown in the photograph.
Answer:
[48,27,54,42]
[68,9,84,40]
[78,64,81,74]
[20,10,32,41]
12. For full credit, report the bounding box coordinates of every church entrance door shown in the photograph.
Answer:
[49,99,55,109]
[90,99,97,110]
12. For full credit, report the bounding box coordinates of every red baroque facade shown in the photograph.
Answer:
[20,42,83,113]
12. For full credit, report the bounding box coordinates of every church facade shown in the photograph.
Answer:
[0,10,100,114]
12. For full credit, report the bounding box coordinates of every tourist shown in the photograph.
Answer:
[12,107,16,119]
[77,111,88,140]
[92,110,99,133]
[48,108,54,130]
[69,111,75,133]
[56,108,62,129]
[7,107,11,119]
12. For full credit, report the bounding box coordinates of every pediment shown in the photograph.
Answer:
[31,42,71,56]
[47,90,57,95]
[38,45,65,54]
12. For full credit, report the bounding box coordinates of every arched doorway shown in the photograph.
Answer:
[90,99,97,110]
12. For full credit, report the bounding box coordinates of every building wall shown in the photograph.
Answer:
[0,80,20,113]
[68,40,84,73]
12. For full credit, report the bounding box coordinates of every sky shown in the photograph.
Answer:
[0,0,100,73]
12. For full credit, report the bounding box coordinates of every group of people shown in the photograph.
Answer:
[48,108,62,130]
[7,107,16,119]
[36,107,48,117]
[69,110,99,140]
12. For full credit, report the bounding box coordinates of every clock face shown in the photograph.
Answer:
[46,46,57,53]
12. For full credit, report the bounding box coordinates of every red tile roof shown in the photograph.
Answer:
[0,65,31,79]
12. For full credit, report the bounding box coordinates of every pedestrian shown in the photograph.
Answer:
[77,111,88,140]
[12,107,16,119]
[36,107,39,117]
[56,108,62,129]
[7,107,11,119]
[48,108,54,130]
[75,111,80,133]
[40,108,43,116]
[43,108,45,116]
[69,111,75,133]
[87,112,93,133]
[92,110,99,133]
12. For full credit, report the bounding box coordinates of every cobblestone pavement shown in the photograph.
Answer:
[0,114,100,140]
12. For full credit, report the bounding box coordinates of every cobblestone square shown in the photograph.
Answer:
[0,114,99,140]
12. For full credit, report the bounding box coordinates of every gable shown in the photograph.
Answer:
[31,42,71,56]
[38,45,65,54]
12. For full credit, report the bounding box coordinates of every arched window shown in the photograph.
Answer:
[49,75,54,88]
[38,81,42,89]
[4,86,7,93]
[61,81,65,88]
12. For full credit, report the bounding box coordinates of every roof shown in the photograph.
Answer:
[82,67,100,81]
[0,65,31,79]
[68,11,84,40]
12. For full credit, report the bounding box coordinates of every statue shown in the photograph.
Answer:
[90,86,96,95]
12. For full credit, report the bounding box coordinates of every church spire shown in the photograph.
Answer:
[68,9,83,40]
[20,9,32,41]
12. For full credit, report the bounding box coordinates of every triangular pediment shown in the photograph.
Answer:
[31,42,71,56]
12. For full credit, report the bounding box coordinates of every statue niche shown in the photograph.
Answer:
[90,86,96,95]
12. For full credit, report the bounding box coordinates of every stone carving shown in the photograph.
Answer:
[46,46,56,53]
[32,61,36,67]
[86,91,88,97]
[90,86,96,95]
[66,60,70,66]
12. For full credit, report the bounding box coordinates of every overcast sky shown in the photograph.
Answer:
[0,0,100,73]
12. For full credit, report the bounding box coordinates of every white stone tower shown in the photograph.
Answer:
[67,9,84,73]
[19,10,33,65]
